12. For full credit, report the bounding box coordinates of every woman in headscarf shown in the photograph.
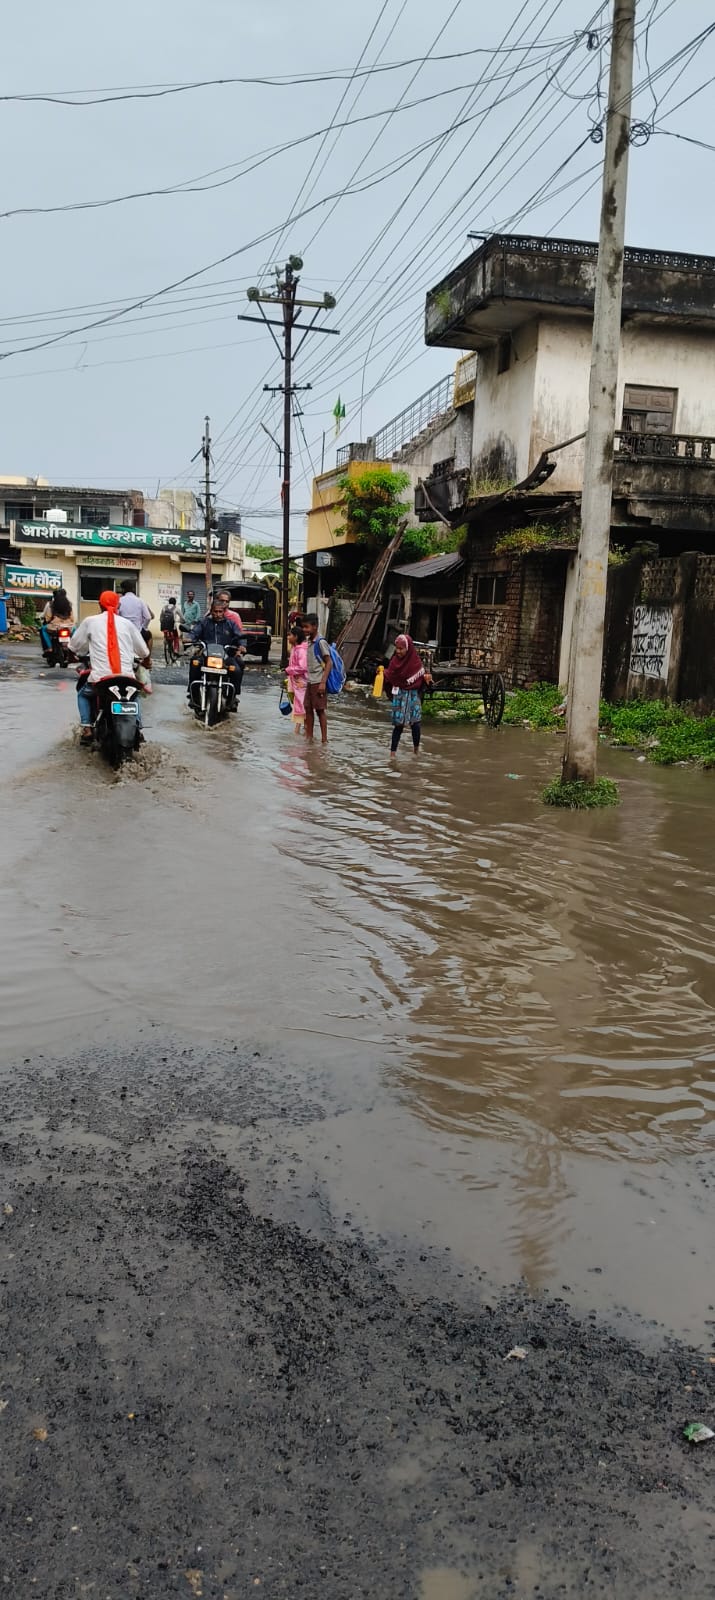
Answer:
[40,587,74,653]
[383,634,431,757]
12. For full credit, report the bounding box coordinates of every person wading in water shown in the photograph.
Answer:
[383,634,432,758]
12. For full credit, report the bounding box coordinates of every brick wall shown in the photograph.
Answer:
[458,539,567,684]
[458,551,520,676]
[514,555,567,683]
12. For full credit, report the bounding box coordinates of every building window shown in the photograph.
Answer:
[473,571,508,607]
[4,502,35,522]
[80,506,110,527]
[79,570,137,601]
[622,385,677,436]
[497,336,511,375]
[386,593,404,625]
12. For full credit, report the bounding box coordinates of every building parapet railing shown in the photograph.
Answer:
[334,373,455,471]
[373,373,454,459]
[615,430,715,463]
[485,234,715,275]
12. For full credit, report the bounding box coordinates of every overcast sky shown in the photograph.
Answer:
[2,0,713,549]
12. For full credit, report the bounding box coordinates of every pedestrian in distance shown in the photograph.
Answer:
[383,634,432,759]
[118,580,154,665]
[285,622,308,734]
[159,597,181,658]
[181,590,201,629]
[302,614,331,744]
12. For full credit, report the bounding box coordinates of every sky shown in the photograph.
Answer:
[2,0,713,551]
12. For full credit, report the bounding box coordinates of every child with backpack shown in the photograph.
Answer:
[301,614,345,744]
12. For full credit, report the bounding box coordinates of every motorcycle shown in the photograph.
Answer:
[42,626,73,669]
[76,667,143,768]
[188,640,240,727]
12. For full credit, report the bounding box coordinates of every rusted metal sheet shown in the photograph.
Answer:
[335,523,406,673]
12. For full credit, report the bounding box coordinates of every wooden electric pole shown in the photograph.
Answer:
[561,0,636,785]
[239,257,338,665]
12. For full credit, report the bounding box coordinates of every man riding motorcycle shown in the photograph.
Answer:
[69,591,149,743]
[188,595,246,707]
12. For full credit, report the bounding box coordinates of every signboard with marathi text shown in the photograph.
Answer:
[5,564,62,594]
[76,553,143,569]
[628,604,673,681]
[12,522,229,556]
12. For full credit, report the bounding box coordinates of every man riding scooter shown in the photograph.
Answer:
[69,591,149,743]
[188,594,246,708]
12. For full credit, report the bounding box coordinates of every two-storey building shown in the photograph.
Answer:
[419,234,715,701]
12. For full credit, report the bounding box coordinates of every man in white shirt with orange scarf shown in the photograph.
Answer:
[70,591,149,743]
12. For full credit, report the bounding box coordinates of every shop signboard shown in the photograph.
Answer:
[5,564,62,594]
[12,522,229,556]
[77,553,143,569]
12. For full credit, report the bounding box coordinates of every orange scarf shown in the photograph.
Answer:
[99,591,122,674]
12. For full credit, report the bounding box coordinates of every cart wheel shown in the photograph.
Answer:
[484,672,505,727]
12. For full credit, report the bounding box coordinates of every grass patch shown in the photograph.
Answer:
[423,684,715,768]
[503,683,564,727]
[422,692,484,722]
[494,524,576,557]
[542,777,620,809]
[598,700,715,766]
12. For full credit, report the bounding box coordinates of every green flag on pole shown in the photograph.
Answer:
[333,395,346,437]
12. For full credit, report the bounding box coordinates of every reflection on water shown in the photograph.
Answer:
[1,673,714,1339]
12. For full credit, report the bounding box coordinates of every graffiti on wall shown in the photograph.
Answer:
[629,603,673,680]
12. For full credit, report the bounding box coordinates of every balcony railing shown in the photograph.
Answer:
[373,373,454,459]
[615,430,715,463]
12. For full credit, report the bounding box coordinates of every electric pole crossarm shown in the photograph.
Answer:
[237,314,339,336]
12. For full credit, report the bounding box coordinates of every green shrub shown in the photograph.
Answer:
[542,777,620,809]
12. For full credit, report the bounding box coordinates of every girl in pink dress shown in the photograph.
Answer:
[285,624,308,732]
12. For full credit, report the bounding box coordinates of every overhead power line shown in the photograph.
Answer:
[0,36,597,105]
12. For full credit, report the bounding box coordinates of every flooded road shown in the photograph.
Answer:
[2,663,714,1343]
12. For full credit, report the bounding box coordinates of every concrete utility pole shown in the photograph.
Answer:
[562,0,636,785]
[201,415,213,605]
[240,258,338,665]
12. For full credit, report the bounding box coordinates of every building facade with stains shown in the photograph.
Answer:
[418,234,715,695]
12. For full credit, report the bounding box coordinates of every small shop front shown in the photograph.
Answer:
[76,555,143,621]
[9,522,231,626]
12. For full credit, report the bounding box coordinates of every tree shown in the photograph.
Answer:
[246,541,282,566]
[337,465,410,548]
[337,467,461,562]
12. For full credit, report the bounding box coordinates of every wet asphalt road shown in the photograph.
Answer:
[1,649,714,1596]
[2,1043,714,1600]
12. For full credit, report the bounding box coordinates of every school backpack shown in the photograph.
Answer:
[160,605,175,631]
[314,636,346,695]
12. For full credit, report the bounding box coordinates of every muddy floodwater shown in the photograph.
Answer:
[1,664,714,1343]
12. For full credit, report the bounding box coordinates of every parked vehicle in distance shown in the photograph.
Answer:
[218,582,275,664]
